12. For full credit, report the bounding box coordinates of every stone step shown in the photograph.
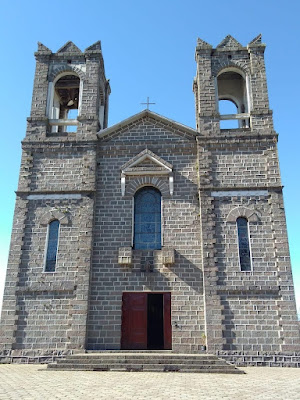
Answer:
[86,350,174,353]
[56,354,218,361]
[54,358,227,365]
[48,363,242,373]
[66,353,214,357]
[59,353,218,360]
[52,361,230,369]
[47,352,243,374]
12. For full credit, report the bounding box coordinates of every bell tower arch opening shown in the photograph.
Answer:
[49,73,81,133]
[218,99,239,129]
[217,68,250,128]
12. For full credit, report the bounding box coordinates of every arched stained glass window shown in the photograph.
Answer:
[134,187,161,250]
[45,220,60,272]
[236,217,252,271]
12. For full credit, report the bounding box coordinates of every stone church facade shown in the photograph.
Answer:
[1,35,299,365]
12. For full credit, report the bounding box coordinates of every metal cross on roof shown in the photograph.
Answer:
[141,96,156,110]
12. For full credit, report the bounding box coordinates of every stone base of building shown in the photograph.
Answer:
[0,349,75,364]
[217,351,300,368]
[1,348,300,367]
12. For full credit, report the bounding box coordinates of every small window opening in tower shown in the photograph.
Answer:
[219,100,239,129]
[66,109,78,132]
[217,70,249,129]
[52,74,80,133]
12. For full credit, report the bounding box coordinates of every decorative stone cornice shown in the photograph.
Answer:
[120,149,174,196]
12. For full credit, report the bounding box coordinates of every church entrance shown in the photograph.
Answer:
[121,292,172,350]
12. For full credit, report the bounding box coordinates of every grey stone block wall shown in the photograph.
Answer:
[87,118,205,352]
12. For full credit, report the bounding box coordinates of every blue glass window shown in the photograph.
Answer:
[237,217,251,271]
[134,187,161,250]
[45,220,60,272]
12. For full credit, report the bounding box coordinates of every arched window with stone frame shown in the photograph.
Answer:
[236,217,252,272]
[133,187,162,250]
[44,219,60,272]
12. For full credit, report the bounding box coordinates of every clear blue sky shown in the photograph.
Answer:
[0,0,299,315]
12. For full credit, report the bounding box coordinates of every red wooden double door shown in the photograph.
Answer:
[121,292,172,350]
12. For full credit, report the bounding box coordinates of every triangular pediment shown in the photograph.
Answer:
[121,149,173,175]
[57,41,82,54]
[216,35,243,50]
[85,41,102,52]
[98,110,197,141]
[248,34,265,50]
[196,38,212,50]
[36,42,52,54]
[249,34,262,45]
[120,149,174,196]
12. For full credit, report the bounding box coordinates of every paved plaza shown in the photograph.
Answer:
[0,365,299,399]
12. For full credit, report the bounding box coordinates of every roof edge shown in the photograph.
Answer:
[97,110,197,139]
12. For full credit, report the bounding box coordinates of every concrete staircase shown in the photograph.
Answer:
[47,351,244,374]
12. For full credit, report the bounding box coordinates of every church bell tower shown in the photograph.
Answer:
[28,40,110,137]
[0,41,110,357]
[193,35,300,357]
